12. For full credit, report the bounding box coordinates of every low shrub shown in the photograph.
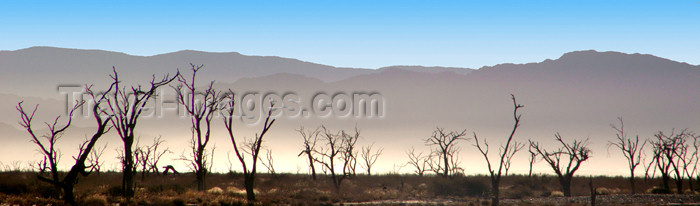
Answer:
[148,183,187,195]
[106,185,122,197]
[430,176,487,197]
[649,187,671,194]
[0,180,28,195]
[79,195,108,206]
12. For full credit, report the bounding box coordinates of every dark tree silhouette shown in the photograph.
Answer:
[608,117,646,194]
[16,85,112,205]
[297,126,320,180]
[530,133,591,197]
[648,129,693,193]
[223,94,276,201]
[340,128,360,177]
[406,147,428,176]
[261,149,276,175]
[145,136,170,174]
[527,144,538,177]
[360,142,383,176]
[136,136,170,180]
[686,135,700,192]
[104,67,179,198]
[174,64,221,191]
[425,127,467,177]
[88,143,108,175]
[313,125,360,191]
[473,94,524,206]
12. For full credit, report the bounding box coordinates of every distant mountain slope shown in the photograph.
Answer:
[0,47,474,98]
[1,47,699,175]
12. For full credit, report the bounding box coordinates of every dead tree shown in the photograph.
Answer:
[425,127,467,177]
[261,149,276,175]
[360,143,383,176]
[647,136,673,191]
[145,136,169,174]
[134,138,149,181]
[589,176,596,206]
[473,94,524,206]
[677,140,695,192]
[224,93,276,201]
[608,117,646,194]
[88,143,108,175]
[530,133,591,197]
[340,128,360,177]
[313,125,347,191]
[104,67,179,198]
[648,129,691,193]
[174,64,221,191]
[297,126,320,180]
[687,135,700,192]
[16,85,112,205]
[527,145,538,177]
[135,136,170,180]
[406,147,428,176]
[502,143,523,176]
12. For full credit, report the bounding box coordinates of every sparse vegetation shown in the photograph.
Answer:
[8,65,700,205]
[1,171,696,205]
[529,133,591,197]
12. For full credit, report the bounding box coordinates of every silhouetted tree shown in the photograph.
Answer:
[527,144,538,177]
[261,149,276,175]
[360,142,383,176]
[136,136,170,180]
[648,129,693,193]
[530,133,591,197]
[223,93,276,201]
[134,138,148,181]
[145,136,170,174]
[104,67,179,198]
[406,147,428,176]
[88,143,108,175]
[313,125,359,191]
[314,125,359,192]
[340,127,360,177]
[686,135,700,192]
[425,127,467,177]
[174,64,221,191]
[297,126,320,180]
[17,84,112,205]
[608,117,646,194]
[473,94,524,206]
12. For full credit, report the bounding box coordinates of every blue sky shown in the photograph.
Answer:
[1,1,699,68]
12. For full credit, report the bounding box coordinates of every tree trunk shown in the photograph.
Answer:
[244,174,256,201]
[630,170,636,194]
[307,155,316,180]
[559,175,572,197]
[123,140,135,198]
[662,173,670,190]
[589,176,596,206]
[491,178,500,206]
[443,153,449,177]
[197,168,206,191]
[528,158,534,177]
[675,178,683,194]
[63,184,76,205]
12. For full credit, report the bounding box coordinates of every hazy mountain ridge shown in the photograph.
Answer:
[0,47,478,98]
[1,47,699,175]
